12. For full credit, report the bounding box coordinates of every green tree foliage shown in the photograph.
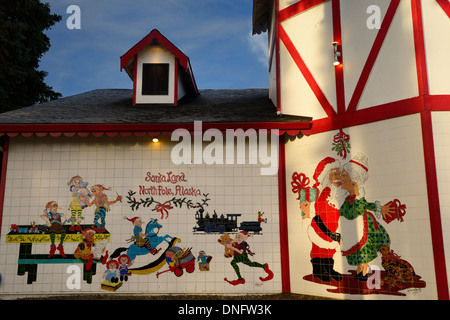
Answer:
[0,0,62,113]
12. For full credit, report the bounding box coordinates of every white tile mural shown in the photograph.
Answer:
[285,115,438,299]
[0,134,281,295]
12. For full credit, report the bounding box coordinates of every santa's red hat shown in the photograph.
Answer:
[313,157,340,188]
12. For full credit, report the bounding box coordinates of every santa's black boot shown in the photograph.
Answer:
[323,258,342,282]
[311,258,332,282]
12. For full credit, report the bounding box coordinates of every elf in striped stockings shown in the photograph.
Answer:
[224,230,273,286]
[67,176,90,231]
[80,184,122,233]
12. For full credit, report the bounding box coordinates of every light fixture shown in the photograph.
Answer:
[332,42,341,66]
[152,138,159,143]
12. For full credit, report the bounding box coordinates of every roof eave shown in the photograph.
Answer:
[252,0,272,35]
[0,122,312,138]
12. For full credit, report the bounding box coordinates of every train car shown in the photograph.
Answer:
[239,221,262,234]
[193,209,263,234]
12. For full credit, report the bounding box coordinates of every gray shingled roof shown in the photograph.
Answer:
[0,89,311,125]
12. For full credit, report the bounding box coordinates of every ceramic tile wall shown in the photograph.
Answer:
[285,114,438,299]
[0,134,281,295]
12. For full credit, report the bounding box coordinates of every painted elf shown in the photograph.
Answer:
[67,175,90,231]
[40,201,72,258]
[80,184,122,233]
[124,216,160,256]
[224,230,273,285]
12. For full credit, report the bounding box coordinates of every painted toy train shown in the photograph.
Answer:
[193,209,263,234]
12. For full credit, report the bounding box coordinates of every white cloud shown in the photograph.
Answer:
[40,0,269,96]
[248,31,269,67]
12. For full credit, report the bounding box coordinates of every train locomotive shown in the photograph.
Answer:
[193,209,262,234]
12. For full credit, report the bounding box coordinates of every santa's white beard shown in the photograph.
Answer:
[327,185,349,209]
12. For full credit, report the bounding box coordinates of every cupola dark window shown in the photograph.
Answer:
[142,63,169,95]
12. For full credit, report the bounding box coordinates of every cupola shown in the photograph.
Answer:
[120,29,199,106]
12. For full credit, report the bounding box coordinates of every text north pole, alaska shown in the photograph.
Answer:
[140,171,202,197]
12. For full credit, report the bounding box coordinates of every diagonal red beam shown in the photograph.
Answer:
[346,0,401,113]
[411,0,429,96]
[279,0,328,22]
[280,25,337,118]
[436,0,450,19]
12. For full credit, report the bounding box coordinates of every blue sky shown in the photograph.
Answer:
[39,0,269,98]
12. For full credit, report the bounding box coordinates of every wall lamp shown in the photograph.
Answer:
[332,42,341,66]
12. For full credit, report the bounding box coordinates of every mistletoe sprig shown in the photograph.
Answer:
[126,190,210,219]
[332,129,351,160]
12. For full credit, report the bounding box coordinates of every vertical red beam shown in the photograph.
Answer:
[413,0,448,300]
[0,137,10,234]
[174,59,179,106]
[275,0,282,114]
[132,54,138,106]
[421,111,449,300]
[332,0,345,115]
[277,134,290,293]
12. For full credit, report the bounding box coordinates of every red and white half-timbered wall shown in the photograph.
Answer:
[273,0,450,299]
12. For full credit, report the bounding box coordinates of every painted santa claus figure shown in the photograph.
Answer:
[301,157,348,282]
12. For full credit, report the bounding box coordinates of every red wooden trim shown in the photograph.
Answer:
[0,137,10,235]
[276,0,281,113]
[332,0,345,115]
[308,96,424,134]
[132,54,138,106]
[346,0,401,113]
[304,95,450,135]
[280,25,337,118]
[421,110,449,300]
[121,29,198,98]
[411,0,429,96]
[277,135,291,293]
[279,0,328,22]
[187,63,199,96]
[436,0,450,19]
[121,29,188,72]
[174,60,179,106]
[426,95,450,111]
[0,122,312,135]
